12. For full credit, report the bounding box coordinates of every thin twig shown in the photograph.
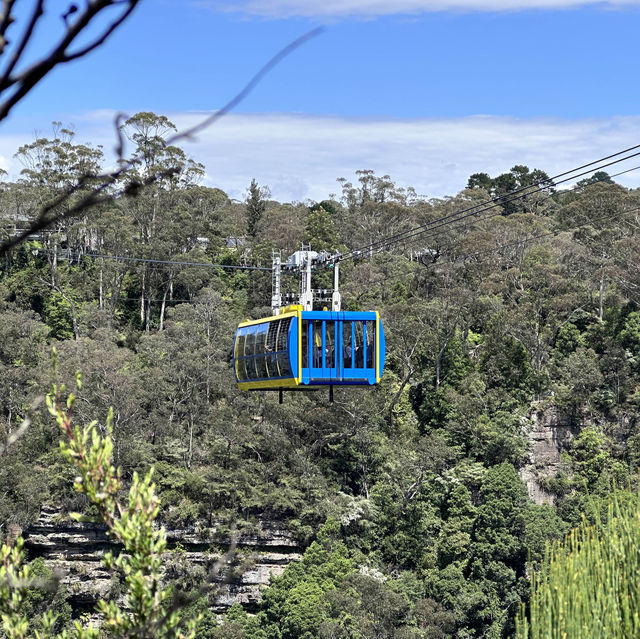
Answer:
[0,395,44,456]
[0,26,324,258]
[0,0,17,56]
[167,27,324,144]
[0,0,44,91]
[0,1,141,121]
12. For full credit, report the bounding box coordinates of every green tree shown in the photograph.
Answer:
[0,375,199,639]
[465,462,529,637]
[517,492,640,639]
[14,126,104,286]
[304,206,338,251]
[246,179,270,238]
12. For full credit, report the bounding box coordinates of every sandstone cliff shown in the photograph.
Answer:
[23,505,302,614]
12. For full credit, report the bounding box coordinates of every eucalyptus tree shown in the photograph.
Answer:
[118,112,206,331]
[14,125,104,284]
[557,181,634,321]
[467,165,554,216]
[335,170,420,251]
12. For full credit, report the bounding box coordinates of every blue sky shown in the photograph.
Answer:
[2,0,640,201]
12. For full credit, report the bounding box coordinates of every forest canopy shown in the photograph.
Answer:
[2,114,640,638]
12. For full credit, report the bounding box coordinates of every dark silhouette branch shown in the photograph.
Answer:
[0,1,17,56]
[0,26,324,257]
[60,2,139,63]
[0,165,178,254]
[0,0,44,89]
[0,1,141,121]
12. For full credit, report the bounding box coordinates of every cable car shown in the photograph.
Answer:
[233,248,386,400]
[233,305,386,395]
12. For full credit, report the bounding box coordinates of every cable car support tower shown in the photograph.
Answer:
[271,247,341,403]
[271,247,341,315]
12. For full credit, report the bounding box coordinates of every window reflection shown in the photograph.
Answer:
[354,322,364,368]
[365,320,376,369]
[234,317,293,381]
[302,321,308,368]
[326,321,335,368]
[343,322,353,368]
[312,321,323,368]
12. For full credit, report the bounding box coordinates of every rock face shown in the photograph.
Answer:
[23,505,303,614]
[520,405,577,505]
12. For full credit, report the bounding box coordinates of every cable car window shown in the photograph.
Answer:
[246,326,257,357]
[266,322,278,353]
[326,321,335,368]
[246,356,257,380]
[278,351,291,377]
[302,320,309,368]
[354,322,364,368]
[234,331,243,378]
[254,324,267,355]
[277,317,291,351]
[255,355,267,379]
[343,322,353,367]
[266,353,277,378]
[312,321,323,368]
[234,332,241,359]
[365,320,375,369]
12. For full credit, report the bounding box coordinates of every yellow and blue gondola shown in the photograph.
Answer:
[233,305,386,391]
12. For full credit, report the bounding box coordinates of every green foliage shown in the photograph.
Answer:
[304,207,338,251]
[568,426,610,488]
[516,491,640,639]
[0,374,198,639]
[246,179,269,237]
[552,322,586,358]
[3,121,640,638]
[43,291,75,340]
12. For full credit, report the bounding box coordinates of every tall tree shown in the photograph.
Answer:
[14,125,104,284]
[246,179,269,238]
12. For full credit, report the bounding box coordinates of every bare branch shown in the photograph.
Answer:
[0,0,44,91]
[114,111,128,160]
[0,26,324,258]
[61,1,138,63]
[0,1,141,122]
[0,164,179,255]
[0,0,17,56]
[168,26,324,144]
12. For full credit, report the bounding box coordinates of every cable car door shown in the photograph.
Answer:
[309,318,338,382]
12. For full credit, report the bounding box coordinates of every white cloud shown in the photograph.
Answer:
[2,111,640,202]
[205,0,640,18]
[170,112,640,201]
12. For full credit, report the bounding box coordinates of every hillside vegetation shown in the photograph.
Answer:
[2,114,640,638]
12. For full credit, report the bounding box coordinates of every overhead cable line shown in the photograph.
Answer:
[403,161,640,263]
[608,164,640,179]
[332,144,640,265]
[342,145,640,260]
[53,251,271,271]
[355,202,640,294]
[430,204,640,268]
[339,150,640,262]
[34,153,640,279]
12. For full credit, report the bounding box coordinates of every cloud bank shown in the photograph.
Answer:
[2,112,640,203]
[207,0,640,18]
